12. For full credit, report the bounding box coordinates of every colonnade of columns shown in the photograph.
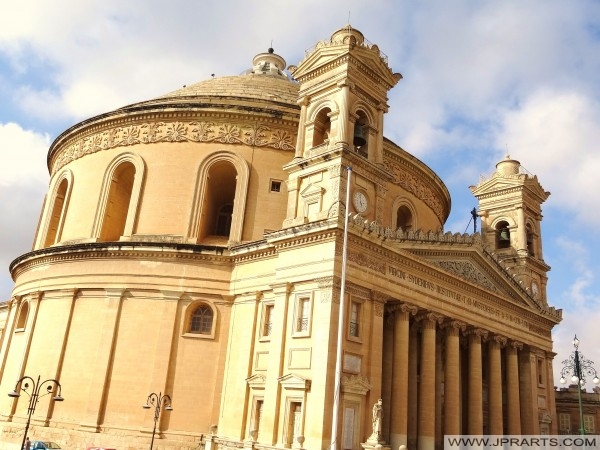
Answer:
[382,304,553,450]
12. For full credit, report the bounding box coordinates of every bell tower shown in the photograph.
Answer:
[470,156,551,303]
[283,25,402,227]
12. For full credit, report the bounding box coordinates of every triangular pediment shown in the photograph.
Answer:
[246,374,266,389]
[470,173,549,204]
[292,28,401,90]
[278,373,311,390]
[401,243,539,310]
[300,183,324,197]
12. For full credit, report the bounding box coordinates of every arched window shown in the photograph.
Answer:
[496,220,511,249]
[44,178,69,247]
[526,223,536,257]
[93,153,145,243]
[190,304,214,334]
[396,205,413,231]
[99,162,136,241]
[188,152,250,245]
[312,107,332,147]
[353,111,369,157]
[16,302,29,330]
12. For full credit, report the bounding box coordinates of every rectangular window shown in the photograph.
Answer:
[263,304,274,337]
[252,399,264,439]
[584,414,595,433]
[297,298,309,332]
[349,301,360,337]
[559,413,571,432]
[286,401,303,447]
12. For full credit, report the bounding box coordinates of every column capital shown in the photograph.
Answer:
[386,302,418,316]
[441,319,467,332]
[416,311,444,329]
[465,327,488,340]
[491,335,508,347]
[508,340,523,350]
[371,289,389,303]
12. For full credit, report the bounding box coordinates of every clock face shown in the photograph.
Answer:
[353,191,368,213]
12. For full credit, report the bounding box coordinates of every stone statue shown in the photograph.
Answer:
[371,398,383,438]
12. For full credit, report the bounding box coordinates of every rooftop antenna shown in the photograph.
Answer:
[348,10,351,25]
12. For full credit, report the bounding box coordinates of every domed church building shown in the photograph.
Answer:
[0,26,561,450]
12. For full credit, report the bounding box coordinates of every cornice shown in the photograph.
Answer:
[341,220,561,325]
[10,241,232,279]
[49,111,299,175]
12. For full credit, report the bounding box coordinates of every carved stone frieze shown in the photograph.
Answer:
[433,260,497,292]
[383,157,446,222]
[51,120,296,174]
[346,249,386,274]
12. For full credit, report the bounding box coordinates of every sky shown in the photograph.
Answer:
[1,0,599,386]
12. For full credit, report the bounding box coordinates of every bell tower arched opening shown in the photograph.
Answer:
[312,107,332,148]
[353,110,369,158]
[496,221,511,249]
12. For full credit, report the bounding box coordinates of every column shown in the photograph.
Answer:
[418,313,440,450]
[444,321,464,436]
[516,206,527,255]
[294,97,309,158]
[336,80,352,146]
[519,348,539,434]
[390,305,415,449]
[381,316,393,440]
[488,336,506,434]
[506,341,522,434]
[407,324,418,450]
[467,328,487,435]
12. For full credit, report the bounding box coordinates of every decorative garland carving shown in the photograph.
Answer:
[51,121,296,174]
[383,157,446,222]
[433,260,497,293]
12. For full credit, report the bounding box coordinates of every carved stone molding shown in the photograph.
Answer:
[433,260,497,292]
[51,120,297,174]
[383,157,446,222]
[342,374,371,396]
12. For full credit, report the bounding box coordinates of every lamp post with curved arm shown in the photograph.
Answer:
[143,392,173,450]
[559,335,600,435]
[8,375,64,450]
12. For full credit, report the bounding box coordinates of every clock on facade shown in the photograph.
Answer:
[353,191,368,213]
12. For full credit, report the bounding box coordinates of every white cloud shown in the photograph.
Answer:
[0,123,49,299]
[0,122,50,186]
[496,89,600,226]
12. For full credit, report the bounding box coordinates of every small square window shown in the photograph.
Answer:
[270,180,282,192]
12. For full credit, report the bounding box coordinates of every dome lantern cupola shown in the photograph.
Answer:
[245,47,289,79]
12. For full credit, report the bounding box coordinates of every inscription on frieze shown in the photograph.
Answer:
[387,265,538,333]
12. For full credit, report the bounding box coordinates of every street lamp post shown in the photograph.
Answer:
[143,392,173,450]
[7,375,64,450]
[559,335,600,435]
